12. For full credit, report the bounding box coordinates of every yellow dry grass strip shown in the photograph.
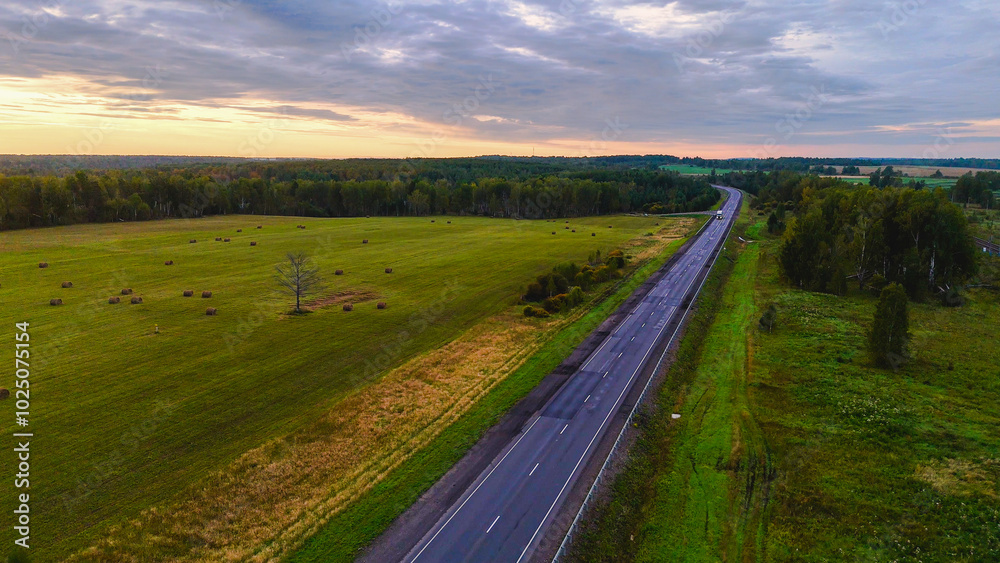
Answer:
[68,309,574,562]
[69,232,687,563]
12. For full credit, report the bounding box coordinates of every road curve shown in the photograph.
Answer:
[403,187,743,563]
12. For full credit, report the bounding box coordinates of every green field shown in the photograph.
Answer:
[838,176,958,190]
[659,164,736,175]
[571,207,1000,561]
[0,214,670,560]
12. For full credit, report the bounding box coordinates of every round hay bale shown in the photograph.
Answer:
[61,281,73,288]
[447,220,452,224]
[552,232,556,235]
[343,303,354,312]
[206,307,218,316]
[431,220,436,223]
[183,290,194,297]
[572,229,576,233]
[565,221,569,223]
[0,388,9,400]
[592,233,596,236]
[608,225,613,228]
[202,291,212,298]
[189,239,197,244]
[38,262,48,268]
[256,225,262,229]
[130,296,143,305]
[565,226,569,229]
[108,296,121,304]
[384,268,393,274]
[236,229,242,232]
[224,238,231,242]
[335,269,344,276]
[363,239,369,244]
[377,302,387,310]
[215,237,222,241]
[50,298,63,306]
[121,288,133,295]
[250,241,257,246]
[165,260,174,266]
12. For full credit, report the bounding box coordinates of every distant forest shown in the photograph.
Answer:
[0,158,722,231]
[1,154,998,176]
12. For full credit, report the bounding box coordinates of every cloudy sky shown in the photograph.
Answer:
[0,0,997,158]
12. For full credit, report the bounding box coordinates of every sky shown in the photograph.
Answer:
[0,0,997,159]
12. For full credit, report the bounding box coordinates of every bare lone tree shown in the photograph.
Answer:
[275,252,324,313]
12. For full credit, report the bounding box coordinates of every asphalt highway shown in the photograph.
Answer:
[404,187,743,563]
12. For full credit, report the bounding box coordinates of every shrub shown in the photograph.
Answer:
[606,249,626,269]
[592,265,612,283]
[759,304,777,332]
[553,262,580,281]
[524,282,546,302]
[543,294,567,313]
[523,305,549,318]
[868,283,909,369]
[574,270,594,291]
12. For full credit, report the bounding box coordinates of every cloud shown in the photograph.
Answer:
[0,0,997,157]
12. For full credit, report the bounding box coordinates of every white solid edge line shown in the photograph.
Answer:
[487,515,501,534]
[516,233,709,562]
[530,463,539,476]
[521,192,739,563]
[410,415,543,561]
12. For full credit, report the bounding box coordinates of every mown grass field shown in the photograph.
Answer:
[0,213,673,560]
[837,176,958,190]
[571,203,1000,561]
[659,164,736,175]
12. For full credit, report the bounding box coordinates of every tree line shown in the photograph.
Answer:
[778,183,977,299]
[0,162,720,231]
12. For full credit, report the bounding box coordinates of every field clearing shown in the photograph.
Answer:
[837,175,958,189]
[0,213,680,560]
[659,164,735,175]
[854,165,998,177]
